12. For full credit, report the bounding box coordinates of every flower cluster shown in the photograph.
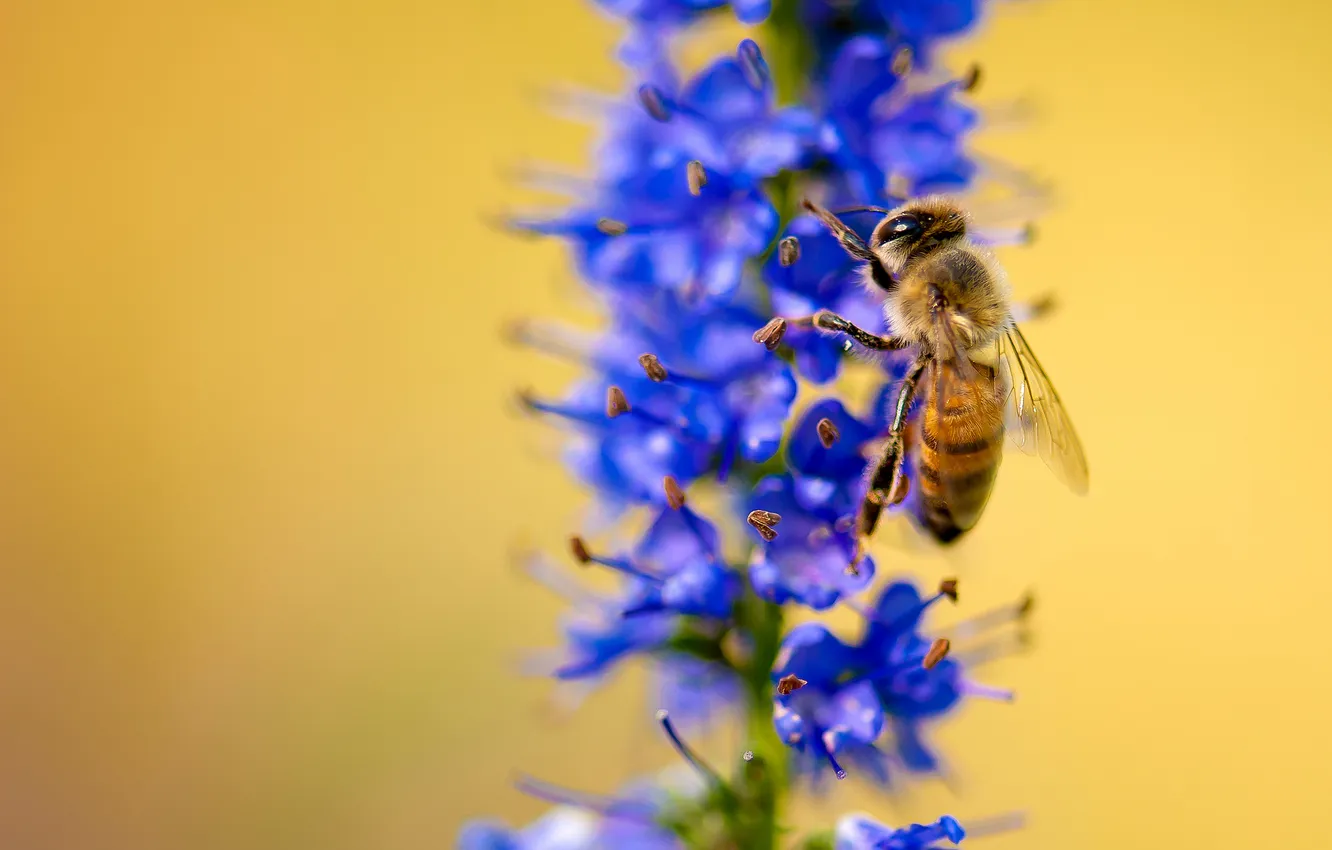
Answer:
[467,0,1046,846]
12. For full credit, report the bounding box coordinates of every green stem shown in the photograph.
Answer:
[734,584,786,849]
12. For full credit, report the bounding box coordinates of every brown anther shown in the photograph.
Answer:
[686,160,707,196]
[816,418,840,449]
[638,85,672,122]
[752,317,787,351]
[1022,222,1038,245]
[1017,591,1035,618]
[605,386,630,418]
[776,674,807,696]
[569,535,592,564]
[638,353,668,382]
[663,475,687,510]
[833,516,854,533]
[747,510,781,540]
[778,235,800,267]
[516,388,538,411]
[939,577,959,603]
[748,510,782,527]
[596,217,628,236]
[891,45,913,77]
[923,637,951,670]
[961,63,982,93]
[807,526,832,545]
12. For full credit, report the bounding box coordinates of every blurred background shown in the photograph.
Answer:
[3,0,1332,848]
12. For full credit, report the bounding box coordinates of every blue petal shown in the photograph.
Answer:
[732,0,771,24]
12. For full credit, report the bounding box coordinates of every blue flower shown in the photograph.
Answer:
[595,0,771,26]
[800,0,979,65]
[772,622,885,783]
[747,474,875,610]
[523,294,796,502]
[458,807,598,850]
[819,35,978,202]
[834,814,967,850]
[529,503,744,727]
[523,42,816,303]
[761,213,884,384]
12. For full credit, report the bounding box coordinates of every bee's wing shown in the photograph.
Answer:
[995,323,1090,494]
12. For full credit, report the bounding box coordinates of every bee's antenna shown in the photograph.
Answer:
[832,206,895,216]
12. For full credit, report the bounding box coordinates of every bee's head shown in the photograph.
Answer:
[870,196,969,276]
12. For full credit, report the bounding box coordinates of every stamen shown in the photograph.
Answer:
[939,577,959,603]
[963,680,1016,702]
[776,674,807,695]
[963,812,1026,838]
[569,535,661,582]
[656,710,723,785]
[520,392,604,426]
[596,217,628,236]
[516,774,656,821]
[737,39,770,91]
[923,637,951,670]
[663,476,687,510]
[816,418,840,449]
[569,535,592,564]
[638,353,668,382]
[752,317,787,351]
[961,63,982,93]
[778,235,800,267]
[816,731,848,780]
[891,45,913,77]
[748,509,782,527]
[637,84,673,122]
[605,386,630,418]
[686,160,707,196]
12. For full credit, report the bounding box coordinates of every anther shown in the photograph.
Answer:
[776,674,807,695]
[663,476,687,510]
[638,84,673,122]
[778,235,800,267]
[569,535,592,564]
[816,418,840,449]
[737,39,770,90]
[747,510,781,542]
[923,637,951,670]
[605,386,630,418]
[638,353,668,382]
[891,45,913,77]
[752,317,787,351]
[939,577,959,603]
[686,160,707,196]
[961,63,982,93]
[1017,591,1035,619]
[596,218,628,236]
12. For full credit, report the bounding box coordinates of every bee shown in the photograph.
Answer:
[778,196,1088,563]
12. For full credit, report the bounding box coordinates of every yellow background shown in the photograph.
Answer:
[2,1,1331,848]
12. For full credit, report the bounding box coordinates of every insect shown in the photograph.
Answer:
[773,196,1088,565]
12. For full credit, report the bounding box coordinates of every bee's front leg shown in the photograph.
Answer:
[848,355,929,573]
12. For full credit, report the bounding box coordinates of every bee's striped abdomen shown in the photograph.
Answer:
[911,363,1005,543]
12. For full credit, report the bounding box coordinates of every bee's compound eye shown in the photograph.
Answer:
[884,214,923,241]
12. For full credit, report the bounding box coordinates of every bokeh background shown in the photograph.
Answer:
[3,0,1332,848]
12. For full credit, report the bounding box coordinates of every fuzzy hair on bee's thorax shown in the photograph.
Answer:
[868,196,1012,356]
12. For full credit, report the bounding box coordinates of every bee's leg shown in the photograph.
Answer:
[773,311,906,351]
[801,199,898,292]
[849,355,929,573]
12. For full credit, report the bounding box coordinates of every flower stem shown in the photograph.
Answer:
[734,583,786,849]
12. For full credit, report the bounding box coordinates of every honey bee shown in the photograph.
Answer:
[778,196,1088,562]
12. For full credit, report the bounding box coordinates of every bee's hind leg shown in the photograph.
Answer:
[848,355,929,573]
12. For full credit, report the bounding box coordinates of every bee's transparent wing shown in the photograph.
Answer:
[995,324,1090,494]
